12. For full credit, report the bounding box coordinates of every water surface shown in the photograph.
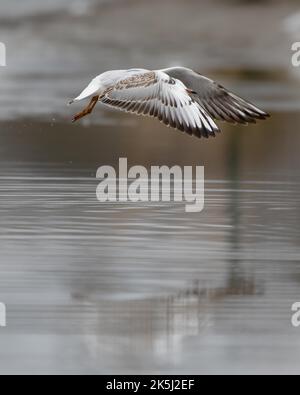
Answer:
[1,0,300,375]
[0,113,299,374]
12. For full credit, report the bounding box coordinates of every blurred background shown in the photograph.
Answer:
[0,0,300,374]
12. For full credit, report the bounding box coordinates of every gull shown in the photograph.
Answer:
[69,67,269,138]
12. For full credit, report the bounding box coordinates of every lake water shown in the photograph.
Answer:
[0,112,300,374]
[1,0,300,375]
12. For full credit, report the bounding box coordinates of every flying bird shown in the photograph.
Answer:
[69,67,269,138]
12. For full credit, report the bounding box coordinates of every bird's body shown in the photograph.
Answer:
[70,67,269,138]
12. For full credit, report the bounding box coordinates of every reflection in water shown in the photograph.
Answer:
[226,130,245,291]
[1,0,300,375]
[0,119,300,373]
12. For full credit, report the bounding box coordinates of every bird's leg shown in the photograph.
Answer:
[72,96,99,123]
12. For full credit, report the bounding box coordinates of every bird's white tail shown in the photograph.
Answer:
[70,79,101,104]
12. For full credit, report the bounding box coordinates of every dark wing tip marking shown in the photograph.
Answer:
[194,86,270,126]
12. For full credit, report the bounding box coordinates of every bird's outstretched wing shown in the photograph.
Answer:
[163,67,270,124]
[100,70,219,138]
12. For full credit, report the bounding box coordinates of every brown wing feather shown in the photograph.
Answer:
[100,71,220,138]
